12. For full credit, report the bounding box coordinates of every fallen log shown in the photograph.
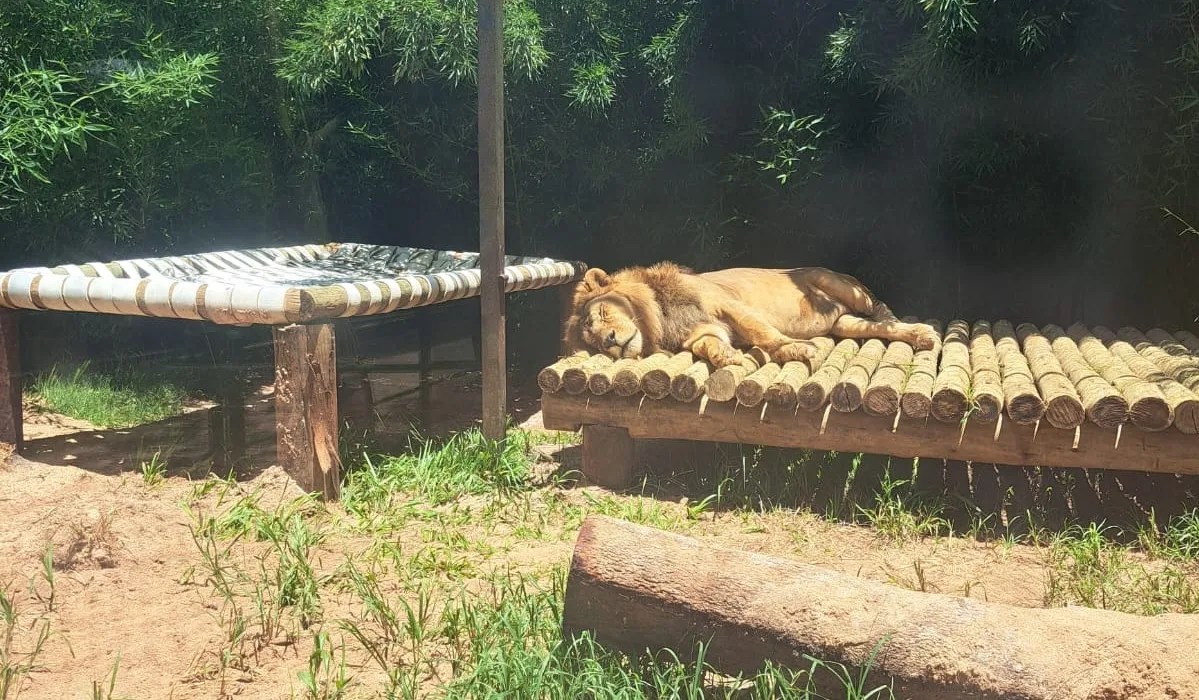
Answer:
[563,515,1199,700]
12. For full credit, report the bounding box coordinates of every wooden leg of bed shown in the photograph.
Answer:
[582,424,634,489]
[274,323,340,500]
[0,310,21,453]
[418,312,433,408]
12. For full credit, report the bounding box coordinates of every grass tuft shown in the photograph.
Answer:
[31,362,189,428]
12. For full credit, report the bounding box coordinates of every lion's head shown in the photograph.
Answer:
[563,267,658,359]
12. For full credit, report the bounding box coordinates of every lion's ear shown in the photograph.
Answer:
[580,267,611,292]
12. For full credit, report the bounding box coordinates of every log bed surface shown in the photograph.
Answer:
[540,321,1199,478]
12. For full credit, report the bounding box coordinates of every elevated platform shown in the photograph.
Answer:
[538,320,1199,488]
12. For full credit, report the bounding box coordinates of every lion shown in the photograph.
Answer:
[562,262,938,369]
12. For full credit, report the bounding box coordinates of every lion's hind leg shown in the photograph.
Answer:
[832,315,939,351]
[810,270,896,321]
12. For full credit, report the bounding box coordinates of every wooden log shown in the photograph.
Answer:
[992,319,1045,425]
[763,337,836,411]
[862,338,914,417]
[541,391,1199,478]
[274,323,340,500]
[669,361,710,403]
[538,351,590,393]
[1102,327,1199,434]
[1127,327,1199,392]
[582,425,635,489]
[641,352,695,400]
[930,320,971,423]
[563,515,1199,700]
[478,0,506,441]
[590,358,636,396]
[900,319,942,419]
[1068,323,1171,432]
[1017,323,1085,430]
[613,353,670,397]
[1176,329,1199,350]
[830,338,885,413]
[1044,324,1128,429]
[798,338,858,411]
[705,354,764,403]
[563,354,614,395]
[0,310,21,452]
[967,320,1004,423]
[735,362,781,408]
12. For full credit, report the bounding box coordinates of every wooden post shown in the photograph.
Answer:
[208,389,246,472]
[273,323,340,499]
[418,311,433,408]
[582,424,634,489]
[478,0,507,440]
[0,310,22,452]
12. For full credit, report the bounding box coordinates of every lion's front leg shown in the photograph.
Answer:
[715,302,816,364]
[683,324,745,369]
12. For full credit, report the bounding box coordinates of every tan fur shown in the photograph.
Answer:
[563,262,938,369]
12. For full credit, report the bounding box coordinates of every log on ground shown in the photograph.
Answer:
[563,515,1199,700]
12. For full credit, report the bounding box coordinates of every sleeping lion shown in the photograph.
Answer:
[563,262,938,369]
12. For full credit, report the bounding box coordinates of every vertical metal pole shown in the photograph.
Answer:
[478,0,507,440]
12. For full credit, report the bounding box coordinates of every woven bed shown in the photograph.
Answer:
[0,242,585,325]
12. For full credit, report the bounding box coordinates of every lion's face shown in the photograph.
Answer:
[578,294,644,359]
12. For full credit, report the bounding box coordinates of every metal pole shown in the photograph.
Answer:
[478,0,507,440]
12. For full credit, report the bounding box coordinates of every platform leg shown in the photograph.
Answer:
[418,313,433,408]
[0,310,21,453]
[582,424,634,489]
[274,323,339,500]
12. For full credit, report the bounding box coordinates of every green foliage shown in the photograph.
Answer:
[30,362,188,428]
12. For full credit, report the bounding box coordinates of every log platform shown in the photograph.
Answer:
[539,321,1199,488]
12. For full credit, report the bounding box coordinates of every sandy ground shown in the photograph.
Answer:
[1,331,1197,698]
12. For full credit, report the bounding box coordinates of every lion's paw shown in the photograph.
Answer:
[910,325,939,351]
[692,337,744,369]
[774,341,817,364]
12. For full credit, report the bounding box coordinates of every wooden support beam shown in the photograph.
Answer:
[582,424,635,489]
[273,323,340,499]
[418,312,434,408]
[208,390,246,472]
[564,515,1199,700]
[542,391,1199,475]
[0,310,21,452]
[478,0,507,441]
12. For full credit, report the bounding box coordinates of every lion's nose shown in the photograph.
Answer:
[604,331,617,347]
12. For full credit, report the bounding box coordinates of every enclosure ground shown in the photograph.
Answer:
[3,364,1199,697]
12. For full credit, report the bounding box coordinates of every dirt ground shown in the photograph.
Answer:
[2,334,1198,698]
